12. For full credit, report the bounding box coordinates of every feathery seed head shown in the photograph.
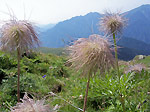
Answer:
[10,93,53,112]
[100,12,127,35]
[67,34,114,75]
[124,64,146,74]
[0,19,40,54]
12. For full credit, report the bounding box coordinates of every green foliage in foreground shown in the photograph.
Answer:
[0,51,150,112]
[0,51,69,111]
[52,69,150,112]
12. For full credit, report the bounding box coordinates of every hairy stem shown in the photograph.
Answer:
[17,48,20,102]
[83,71,91,112]
[113,33,125,112]
[113,33,120,80]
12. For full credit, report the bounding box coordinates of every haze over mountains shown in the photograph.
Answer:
[38,24,55,32]
[39,4,150,60]
[39,12,101,47]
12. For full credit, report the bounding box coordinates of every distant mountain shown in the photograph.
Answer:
[39,4,150,48]
[39,12,101,47]
[117,37,150,51]
[117,37,150,60]
[39,4,150,60]
[117,46,150,61]
[38,24,55,32]
[123,4,150,43]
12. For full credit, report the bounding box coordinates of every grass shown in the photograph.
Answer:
[37,47,65,56]
[0,51,150,112]
[134,55,150,67]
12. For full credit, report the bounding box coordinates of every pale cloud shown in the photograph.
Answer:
[0,0,149,24]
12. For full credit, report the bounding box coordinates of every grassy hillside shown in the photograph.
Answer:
[37,47,65,56]
[133,55,150,67]
[0,51,70,111]
[0,51,150,112]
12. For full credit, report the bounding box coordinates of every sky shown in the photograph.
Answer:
[0,0,150,25]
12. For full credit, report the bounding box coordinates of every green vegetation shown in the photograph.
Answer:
[133,55,150,67]
[0,19,40,102]
[37,47,65,56]
[67,35,115,112]
[0,9,150,112]
[0,51,69,111]
[0,51,149,112]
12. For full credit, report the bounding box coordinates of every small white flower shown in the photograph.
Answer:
[79,95,83,99]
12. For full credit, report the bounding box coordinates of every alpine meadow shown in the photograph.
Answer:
[0,1,150,112]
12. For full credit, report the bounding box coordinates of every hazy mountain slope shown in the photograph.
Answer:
[117,37,150,60]
[118,46,150,61]
[38,24,55,32]
[39,12,101,47]
[123,4,150,43]
[117,37,150,51]
[39,4,150,57]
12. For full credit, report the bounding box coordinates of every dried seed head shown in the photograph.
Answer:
[67,34,114,75]
[124,64,146,74]
[10,93,53,112]
[100,11,127,35]
[0,19,40,54]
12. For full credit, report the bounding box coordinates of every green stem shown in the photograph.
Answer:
[113,33,120,80]
[120,95,126,112]
[113,33,125,112]
[17,48,20,102]
[83,70,91,112]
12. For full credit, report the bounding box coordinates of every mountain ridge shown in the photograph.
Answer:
[39,4,150,54]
